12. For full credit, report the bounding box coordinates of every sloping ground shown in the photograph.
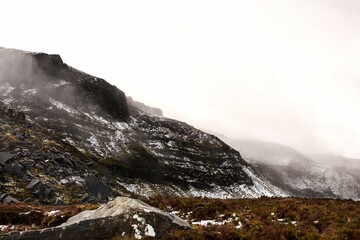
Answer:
[0,48,284,204]
[1,196,359,240]
[147,196,360,240]
[223,138,360,200]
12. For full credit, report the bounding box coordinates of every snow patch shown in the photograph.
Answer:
[49,98,78,115]
[144,224,156,237]
[45,210,61,217]
[132,224,142,239]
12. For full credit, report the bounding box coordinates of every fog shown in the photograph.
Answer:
[1,0,360,158]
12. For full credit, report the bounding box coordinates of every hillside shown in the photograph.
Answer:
[0,47,284,205]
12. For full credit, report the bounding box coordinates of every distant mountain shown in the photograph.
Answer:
[222,138,360,200]
[0,48,284,204]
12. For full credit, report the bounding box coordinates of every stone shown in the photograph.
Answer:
[2,195,20,204]
[72,176,85,186]
[9,163,23,177]
[53,154,64,162]
[0,152,14,165]
[4,108,14,118]
[15,112,26,123]
[81,193,96,203]
[81,193,89,202]
[60,179,69,185]
[26,179,41,190]
[0,193,8,201]
[84,175,112,201]
[55,198,65,206]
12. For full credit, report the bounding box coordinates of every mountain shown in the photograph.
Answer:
[223,138,360,200]
[310,154,360,179]
[0,47,284,204]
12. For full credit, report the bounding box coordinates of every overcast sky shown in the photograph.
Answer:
[1,0,360,158]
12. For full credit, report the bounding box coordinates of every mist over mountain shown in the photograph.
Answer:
[221,137,360,200]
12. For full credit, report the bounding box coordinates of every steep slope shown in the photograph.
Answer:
[223,138,360,200]
[0,48,283,204]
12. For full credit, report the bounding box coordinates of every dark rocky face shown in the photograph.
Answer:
[0,48,129,121]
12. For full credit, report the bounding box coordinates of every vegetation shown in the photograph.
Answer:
[0,202,99,233]
[146,196,360,240]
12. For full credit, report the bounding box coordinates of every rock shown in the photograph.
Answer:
[0,152,14,165]
[71,176,85,186]
[0,193,8,201]
[81,193,96,203]
[84,175,112,201]
[24,197,32,202]
[4,108,14,118]
[2,195,20,204]
[2,142,14,151]
[26,179,41,190]
[127,96,163,116]
[25,179,54,199]
[15,112,26,123]
[53,154,64,163]
[55,198,65,206]
[1,197,190,239]
[9,163,23,177]
[60,179,70,185]
[43,188,55,199]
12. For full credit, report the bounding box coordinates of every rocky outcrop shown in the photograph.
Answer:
[0,47,129,121]
[127,96,163,116]
[0,197,191,240]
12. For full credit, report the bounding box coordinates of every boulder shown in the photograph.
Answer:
[0,197,190,239]
[84,175,111,201]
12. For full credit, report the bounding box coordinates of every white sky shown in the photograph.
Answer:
[1,0,360,158]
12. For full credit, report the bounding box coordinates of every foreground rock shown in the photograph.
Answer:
[0,197,191,240]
